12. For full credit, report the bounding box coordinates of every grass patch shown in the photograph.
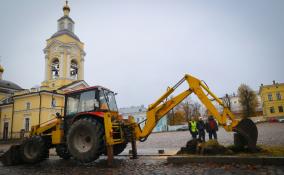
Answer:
[224,145,284,157]
[257,145,284,157]
[177,139,284,157]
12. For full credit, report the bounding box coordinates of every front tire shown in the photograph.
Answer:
[20,136,48,164]
[67,118,104,163]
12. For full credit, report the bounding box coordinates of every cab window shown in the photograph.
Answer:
[78,90,96,113]
[66,90,97,115]
[66,94,80,115]
[104,90,118,112]
[99,90,109,110]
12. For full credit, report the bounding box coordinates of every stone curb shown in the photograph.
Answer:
[167,156,284,166]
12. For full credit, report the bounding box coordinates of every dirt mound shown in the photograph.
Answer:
[177,139,233,155]
[177,139,199,154]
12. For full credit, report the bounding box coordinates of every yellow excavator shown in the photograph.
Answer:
[1,74,258,165]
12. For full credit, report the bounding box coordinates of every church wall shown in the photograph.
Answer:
[40,93,65,123]
[0,105,13,139]
[0,93,9,101]
[12,94,40,138]
[3,92,65,139]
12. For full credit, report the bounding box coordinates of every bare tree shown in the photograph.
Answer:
[167,109,175,125]
[191,102,201,118]
[181,97,191,121]
[166,96,175,125]
[173,110,186,125]
[199,104,207,118]
[237,84,258,118]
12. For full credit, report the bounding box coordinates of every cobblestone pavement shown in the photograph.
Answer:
[0,156,283,175]
[0,123,283,174]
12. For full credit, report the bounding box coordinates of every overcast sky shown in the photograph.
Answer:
[0,0,283,107]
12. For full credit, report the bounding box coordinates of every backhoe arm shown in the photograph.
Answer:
[184,75,239,131]
[134,74,239,140]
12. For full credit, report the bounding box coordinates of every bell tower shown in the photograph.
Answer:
[42,1,86,90]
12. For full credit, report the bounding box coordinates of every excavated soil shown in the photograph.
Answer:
[177,139,284,157]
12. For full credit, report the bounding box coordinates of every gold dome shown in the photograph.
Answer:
[63,1,70,16]
[0,64,4,73]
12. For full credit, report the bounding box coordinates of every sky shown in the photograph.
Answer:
[0,0,283,107]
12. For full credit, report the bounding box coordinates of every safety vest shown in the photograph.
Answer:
[189,121,197,132]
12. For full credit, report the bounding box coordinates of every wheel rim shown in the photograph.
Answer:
[24,142,39,159]
[73,129,93,153]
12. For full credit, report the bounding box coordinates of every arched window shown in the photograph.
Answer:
[51,58,60,79]
[68,23,73,31]
[70,60,78,79]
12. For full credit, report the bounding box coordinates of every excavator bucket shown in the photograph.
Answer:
[1,145,23,166]
[233,118,258,151]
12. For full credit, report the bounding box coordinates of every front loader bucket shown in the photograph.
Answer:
[233,118,258,151]
[1,145,23,166]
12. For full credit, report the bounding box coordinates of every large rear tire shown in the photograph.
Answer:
[67,118,104,163]
[20,136,48,164]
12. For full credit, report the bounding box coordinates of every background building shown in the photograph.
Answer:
[0,2,88,140]
[259,81,284,120]
[226,93,262,119]
[119,105,168,132]
[212,92,263,122]
[0,65,23,140]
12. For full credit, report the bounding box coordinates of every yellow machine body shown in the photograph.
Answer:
[28,74,248,147]
[2,74,257,166]
[132,74,240,140]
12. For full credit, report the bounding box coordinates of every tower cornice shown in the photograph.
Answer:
[44,39,84,55]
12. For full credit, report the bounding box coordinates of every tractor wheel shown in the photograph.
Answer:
[56,144,71,160]
[20,136,48,164]
[67,118,104,163]
[42,148,50,159]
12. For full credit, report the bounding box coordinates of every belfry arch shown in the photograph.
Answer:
[70,59,78,80]
[51,58,60,79]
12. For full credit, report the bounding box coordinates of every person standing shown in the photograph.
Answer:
[188,117,198,139]
[206,116,218,140]
[197,117,206,142]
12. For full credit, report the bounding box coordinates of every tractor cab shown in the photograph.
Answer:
[64,86,118,118]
